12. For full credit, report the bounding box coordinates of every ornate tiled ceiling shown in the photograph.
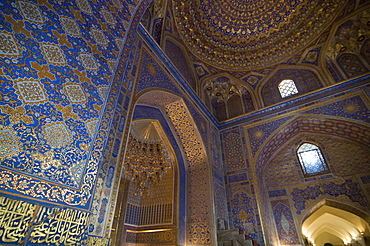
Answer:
[173,0,347,71]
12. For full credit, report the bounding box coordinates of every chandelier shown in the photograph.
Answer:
[123,121,172,196]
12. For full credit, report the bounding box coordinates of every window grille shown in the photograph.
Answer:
[297,143,329,177]
[278,79,298,98]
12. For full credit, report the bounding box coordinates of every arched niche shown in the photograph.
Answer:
[114,89,215,245]
[252,115,370,245]
[202,74,256,121]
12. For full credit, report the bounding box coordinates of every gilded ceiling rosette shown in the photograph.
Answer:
[173,0,347,71]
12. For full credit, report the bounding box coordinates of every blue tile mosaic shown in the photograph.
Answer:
[291,179,368,214]
[268,189,287,198]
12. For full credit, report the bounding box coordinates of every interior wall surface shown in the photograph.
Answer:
[0,0,152,244]
[237,84,370,245]
[1,0,370,245]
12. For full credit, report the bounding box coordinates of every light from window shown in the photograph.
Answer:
[278,79,298,98]
[297,143,329,176]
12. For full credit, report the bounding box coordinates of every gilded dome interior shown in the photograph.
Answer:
[173,0,347,70]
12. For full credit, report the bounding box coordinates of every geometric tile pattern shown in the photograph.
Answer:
[210,125,223,172]
[222,129,246,173]
[173,0,346,70]
[126,230,174,244]
[0,129,19,157]
[263,141,302,189]
[85,236,110,246]
[166,100,213,245]
[305,95,370,122]
[135,48,209,142]
[136,50,181,95]
[291,179,368,214]
[337,53,368,78]
[134,88,215,245]
[326,58,344,82]
[41,44,66,65]
[268,189,287,198]
[223,127,264,243]
[263,128,370,189]
[18,1,44,23]
[64,84,87,103]
[246,116,293,157]
[214,181,228,223]
[15,79,47,103]
[0,32,21,57]
[89,32,146,237]
[43,122,72,147]
[262,125,370,246]
[211,125,228,225]
[60,17,81,36]
[165,40,195,89]
[259,105,370,244]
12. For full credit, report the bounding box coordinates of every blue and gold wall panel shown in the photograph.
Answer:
[0,0,157,245]
[0,0,143,210]
[88,38,143,238]
[271,199,300,245]
[221,126,265,244]
[243,84,370,245]
[0,0,154,244]
[211,124,228,227]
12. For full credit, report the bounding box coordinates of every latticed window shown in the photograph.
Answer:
[278,79,298,98]
[297,143,329,177]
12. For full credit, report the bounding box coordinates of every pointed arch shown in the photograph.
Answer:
[255,115,370,176]
[302,199,370,225]
[200,72,257,106]
[201,73,258,120]
[131,89,215,245]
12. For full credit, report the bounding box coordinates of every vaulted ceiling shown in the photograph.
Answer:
[172,0,347,70]
[302,205,370,245]
[140,0,370,122]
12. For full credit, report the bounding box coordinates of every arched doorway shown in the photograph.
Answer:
[302,204,370,246]
[111,116,180,246]
[111,89,215,245]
